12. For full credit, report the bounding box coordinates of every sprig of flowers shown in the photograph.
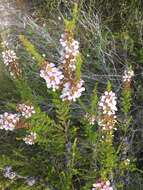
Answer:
[40,61,64,91]
[98,91,117,130]
[122,68,134,83]
[23,132,37,145]
[0,112,20,131]
[92,180,113,190]
[59,31,85,101]
[2,43,21,78]
[17,103,35,119]
[60,79,85,101]
[60,32,79,71]
[2,50,17,66]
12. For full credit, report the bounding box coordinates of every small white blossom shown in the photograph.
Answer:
[17,104,35,119]
[0,112,19,131]
[60,80,85,101]
[2,49,17,66]
[3,166,16,180]
[124,158,130,166]
[58,16,61,20]
[92,180,113,190]
[122,68,134,82]
[40,62,64,91]
[23,132,37,145]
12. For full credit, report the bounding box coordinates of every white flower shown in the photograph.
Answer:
[17,104,35,119]
[60,80,85,101]
[122,68,134,82]
[23,132,37,145]
[98,90,117,130]
[2,50,17,66]
[3,166,16,180]
[40,62,64,91]
[99,91,117,116]
[92,180,113,190]
[0,112,19,131]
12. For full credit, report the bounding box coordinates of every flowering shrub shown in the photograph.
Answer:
[0,1,141,190]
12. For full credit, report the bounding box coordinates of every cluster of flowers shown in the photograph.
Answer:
[60,79,85,101]
[2,49,17,66]
[98,91,117,130]
[40,62,64,91]
[122,68,134,83]
[60,32,79,71]
[2,43,21,78]
[0,112,19,131]
[59,31,85,101]
[0,104,36,145]
[39,31,85,101]
[23,132,37,145]
[17,103,35,119]
[0,104,35,131]
[92,180,113,190]
[3,166,36,186]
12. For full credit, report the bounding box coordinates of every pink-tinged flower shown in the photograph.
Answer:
[17,104,35,119]
[92,180,113,190]
[60,79,85,102]
[23,132,37,145]
[40,61,64,91]
[60,32,79,71]
[0,112,19,131]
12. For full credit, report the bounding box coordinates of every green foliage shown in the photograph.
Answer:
[90,82,98,114]
[98,134,116,180]
[75,53,82,80]
[19,35,44,66]
[106,81,112,92]
[121,86,132,116]
[64,3,79,32]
